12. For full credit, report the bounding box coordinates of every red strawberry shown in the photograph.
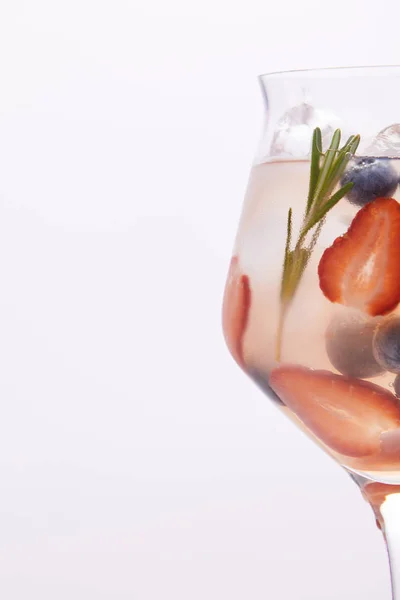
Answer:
[318,197,400,316]
[222,256,251,367]
[269,364,400,458]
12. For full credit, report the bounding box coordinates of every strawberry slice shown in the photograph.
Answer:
[318,197,400,316]
[269,364,400,457]
[222,256,251,367]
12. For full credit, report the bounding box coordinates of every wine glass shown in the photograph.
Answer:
[222,66,400,599]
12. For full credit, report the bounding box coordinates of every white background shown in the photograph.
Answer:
[0,1,397,598]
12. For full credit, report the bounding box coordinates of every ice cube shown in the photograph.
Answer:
[270,103,341,158]
[365,124,400,157]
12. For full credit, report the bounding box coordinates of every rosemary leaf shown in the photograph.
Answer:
[308,220,324,255]
[348,135,361,155]
[281,247,309,301]
[315,127,323,154]
[285,207,292,260]
[318,134,360,202]
[311,129,341,212]
[306,128,322,216]
[342,134,358,151]
[280,208,293,300]
[303,182,354,236]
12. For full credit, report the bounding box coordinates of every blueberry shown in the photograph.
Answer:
[373,318,400,373]
[325,313,384,378]
[248,368,284,405]
[394,375,400,398]
[341,157,398,207]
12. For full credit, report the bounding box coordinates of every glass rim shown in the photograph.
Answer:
[258,65,400,80]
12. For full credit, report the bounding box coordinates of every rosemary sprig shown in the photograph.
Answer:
[275,127,360,361]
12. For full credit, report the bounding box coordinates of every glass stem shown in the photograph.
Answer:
[360,481,400,600]
[380,493,400,600]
